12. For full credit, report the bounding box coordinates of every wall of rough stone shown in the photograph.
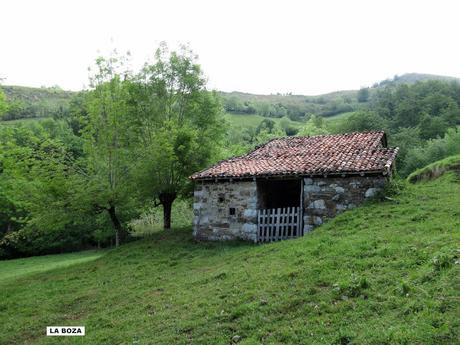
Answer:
[302,175,388,233]
[193,180,258,241]
[193,175,389,241]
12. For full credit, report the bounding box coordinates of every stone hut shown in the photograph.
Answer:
[190,131,398,242]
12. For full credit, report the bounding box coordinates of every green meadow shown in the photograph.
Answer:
[1,173,459,344]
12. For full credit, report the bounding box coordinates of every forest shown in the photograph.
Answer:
[1,45,460,259]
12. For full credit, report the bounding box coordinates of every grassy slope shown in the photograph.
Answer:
[407,155,460,183]
[1,174,460,344]
[0,250,103,283]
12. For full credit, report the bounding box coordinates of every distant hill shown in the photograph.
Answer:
[3,73,460,122]
[219,89,362,121]
[1,85,75,121]
[220,73,460,121]
[376,73,460,87]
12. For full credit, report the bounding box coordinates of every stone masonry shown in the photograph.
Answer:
[193,180,258,241]
[193,175,388,242]
[302,175,387,233]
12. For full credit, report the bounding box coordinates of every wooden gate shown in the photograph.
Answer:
[257,206,303,242]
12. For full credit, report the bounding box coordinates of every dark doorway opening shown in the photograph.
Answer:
[257,179,301,209]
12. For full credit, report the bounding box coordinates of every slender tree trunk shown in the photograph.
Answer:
[159,192,177,230]
[107,205,127,247]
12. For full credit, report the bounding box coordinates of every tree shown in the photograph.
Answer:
[256,118,276,135]
[389,127,422,167]
[82,55,138,246]
[357,87,369,102]
[0,120,99,258]
[335,111,388,133]
[418,114,448,140]
[135,44,224,230]
[0,86,8,116]
[298,115,329,136]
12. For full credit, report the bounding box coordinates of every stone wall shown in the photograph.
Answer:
[193,174,389,242]
[193,180,258,241]
[303,175,388,232]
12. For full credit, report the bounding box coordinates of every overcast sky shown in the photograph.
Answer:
[2,0,460,95]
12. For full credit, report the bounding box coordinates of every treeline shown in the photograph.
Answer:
[220,90,362,121]
[302,80,460,176]
[0,45,224,259]
[0,85,74,121]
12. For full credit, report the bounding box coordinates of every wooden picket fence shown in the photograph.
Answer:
[257,206,303,242]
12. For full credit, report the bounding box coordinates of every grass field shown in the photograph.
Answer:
[323,111,356,122]
[1,174,459,344]
[224,113,303,129]
[0,250,104,283]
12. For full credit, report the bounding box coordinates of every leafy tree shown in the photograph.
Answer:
[402,126,460,176]
[67,91,89,135]
[440,102,460,126]
[334,111,388,133]
[0,120,100,258]
[357,87,370,102]
[389,127,422,168]
[82,55,139,245]
[134,44,224,229]
[419,114,448,140]
[298,115,329,136]
[256,118,277,135]
[0,87,7,116]
[279,117,299,136]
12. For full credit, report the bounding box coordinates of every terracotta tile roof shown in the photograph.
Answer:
[190,131,398,180]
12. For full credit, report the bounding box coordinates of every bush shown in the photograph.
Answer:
[402,126,460,176]
[0,225,97,259]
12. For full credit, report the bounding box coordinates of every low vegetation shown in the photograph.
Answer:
[407,154,460,183]
[1,173,459,344]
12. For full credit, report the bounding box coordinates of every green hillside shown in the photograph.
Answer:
[407,155,460,183]
[1,173,459,344]
[2,72,460,123]
[0,85,75,121]
[220,89,362,121]
[377,73,460,88]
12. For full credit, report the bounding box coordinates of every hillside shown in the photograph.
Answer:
[0,85,75,121]
[1,173,459,344]
[219,89,361,121]
[2,72,460,124]
[377,73,460,88]
[407,155,460,183]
